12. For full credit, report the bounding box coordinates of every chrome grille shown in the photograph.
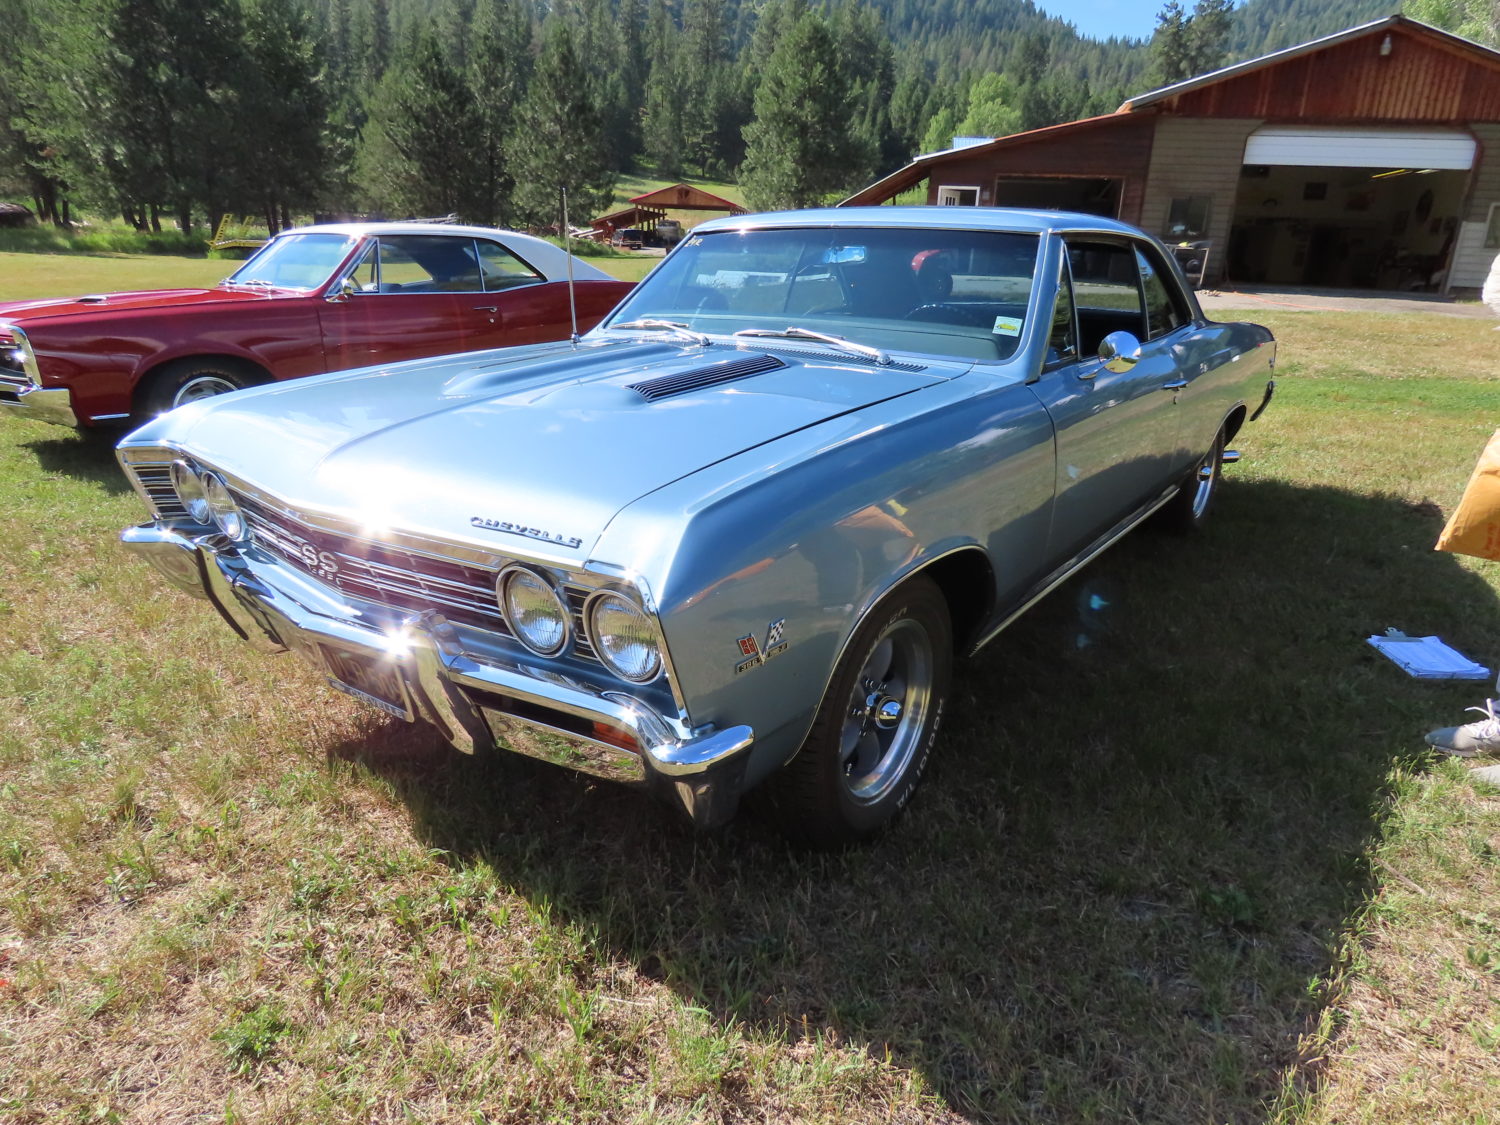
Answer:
[238,494,599,659]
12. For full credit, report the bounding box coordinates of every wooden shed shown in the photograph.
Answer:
[843,15,1500,292]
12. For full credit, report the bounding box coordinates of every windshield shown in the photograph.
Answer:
[226,233,359,291]
[602,226,1040,362]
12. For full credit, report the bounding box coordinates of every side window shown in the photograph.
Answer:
[477,240,544,290]
[377,236,483,293]
[1047,253,1077,365]
[1135,246,1188,340]
[1065,240,1145,356]
[347,243,377,293]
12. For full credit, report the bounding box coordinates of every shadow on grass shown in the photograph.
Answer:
[24,428,131,494]
[331,478,1500,1124]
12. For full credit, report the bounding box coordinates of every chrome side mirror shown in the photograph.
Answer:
[1098,330,1142,374]
[325,276,357,303]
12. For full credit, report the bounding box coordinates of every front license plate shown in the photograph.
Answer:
[319,645,413,721]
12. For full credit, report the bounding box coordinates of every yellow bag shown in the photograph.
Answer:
[1437,428,1500,562]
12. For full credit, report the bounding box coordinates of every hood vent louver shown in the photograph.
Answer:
[627,354,787,402]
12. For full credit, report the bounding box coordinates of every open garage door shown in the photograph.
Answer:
[1227,127,1475,290]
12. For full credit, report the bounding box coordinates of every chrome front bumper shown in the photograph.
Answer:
[0,376,78,427]
[120,523,756,828]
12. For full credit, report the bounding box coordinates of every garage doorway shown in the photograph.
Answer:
[1226,127,1474,291]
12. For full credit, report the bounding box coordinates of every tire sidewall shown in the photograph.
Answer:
[811,579,953,839]
[139,359,250,420]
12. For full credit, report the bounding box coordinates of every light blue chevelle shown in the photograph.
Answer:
[118,208,1274,846]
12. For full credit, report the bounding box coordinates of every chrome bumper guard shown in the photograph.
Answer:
[0,373,78,427]
[121,523,755,828]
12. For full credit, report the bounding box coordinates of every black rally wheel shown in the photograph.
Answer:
[764,575,952,848]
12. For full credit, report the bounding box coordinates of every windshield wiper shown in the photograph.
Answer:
[610,319,712,346]
[222,277,278,289]
[733,326,890,367]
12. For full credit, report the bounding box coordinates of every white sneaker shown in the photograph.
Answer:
[1426,699,1500,757]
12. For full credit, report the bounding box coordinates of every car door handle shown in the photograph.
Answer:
[473,305,499,313]
[1162,378,1189,390]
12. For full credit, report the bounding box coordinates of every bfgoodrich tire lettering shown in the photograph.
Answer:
[764,575,952,848]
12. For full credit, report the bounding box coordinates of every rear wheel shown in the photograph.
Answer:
[1157,427,1224,533]
[136,357,259,421]
[763,576,952,848]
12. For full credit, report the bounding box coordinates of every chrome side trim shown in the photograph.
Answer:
[968,486,1179,655]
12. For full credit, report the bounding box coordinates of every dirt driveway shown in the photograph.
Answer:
[1198,284,1492,319]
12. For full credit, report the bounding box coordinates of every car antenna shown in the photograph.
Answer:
[561,187,578,347]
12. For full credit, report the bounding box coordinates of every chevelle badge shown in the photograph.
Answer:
[470,516,583,550]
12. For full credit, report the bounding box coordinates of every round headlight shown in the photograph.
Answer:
[587,593,661,683]
[201,472,246,540]
[170,459,211,523]
[498,566,570,657]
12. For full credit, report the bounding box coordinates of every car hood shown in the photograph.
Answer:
[157,339,965,560]
[0,286,280,321]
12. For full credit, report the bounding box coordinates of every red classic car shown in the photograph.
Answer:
[0,222,635,427]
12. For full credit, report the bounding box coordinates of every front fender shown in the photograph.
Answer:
[594,374,1056,788]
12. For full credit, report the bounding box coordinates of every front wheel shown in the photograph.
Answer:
[763,576,952,848]
[136,358,257,421]
[1156,428,1224,533]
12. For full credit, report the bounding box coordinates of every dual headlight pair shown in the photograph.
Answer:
[498,566,661,684]
[170,459,247,540]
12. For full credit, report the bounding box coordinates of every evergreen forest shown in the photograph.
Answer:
[0,0,1406,235]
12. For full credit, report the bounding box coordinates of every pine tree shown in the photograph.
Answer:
[467,0,531,224]
[1149,0,1193,84]
[507,19,615,229]
[232,0,330,233]
[356,28,486,219]
[739,10,875,209]
[1406,0,1498,46]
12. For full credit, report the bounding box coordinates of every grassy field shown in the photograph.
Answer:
[0,258,1498,1122]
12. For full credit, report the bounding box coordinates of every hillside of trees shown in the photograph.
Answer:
[0,0,1428,237]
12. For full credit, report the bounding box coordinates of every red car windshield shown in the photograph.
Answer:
[226,233,359,291]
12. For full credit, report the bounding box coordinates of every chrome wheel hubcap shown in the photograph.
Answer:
[839,619,933,804]
[173,375,238,407]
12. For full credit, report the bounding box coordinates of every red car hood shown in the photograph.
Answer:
[0,286,284,322]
